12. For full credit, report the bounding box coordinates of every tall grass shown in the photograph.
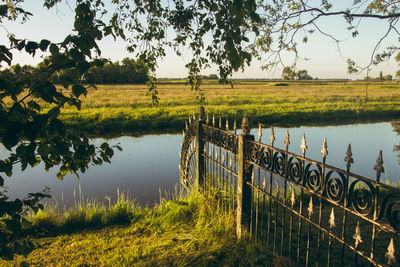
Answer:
[3,186,274,266]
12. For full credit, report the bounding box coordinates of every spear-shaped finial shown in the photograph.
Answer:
[258,123,262,142]
[182,130,185,138]
[386,238,396,265]
[344,144,353,172]
[321,137,328,163]
[270,127,275,147]
[219,117,222,128]
[353,221,362,248]
[233,120,237,135]
[308,196,314,217]
[300,133,308,157]
[329,208,335,228]
[374,150,384,183]
[198,106,205,121]
[241,115,250,135]
[185,121,188,130]
[188,115,192,125]
[226,118,229,131]
[284,130,290,151]
[206,114,210,125]
[212,114,215,127]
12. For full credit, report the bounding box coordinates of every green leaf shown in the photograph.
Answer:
[25,41,39,55]
[49,44,59,55]
[39,39,51,52]
[72,84,87,98]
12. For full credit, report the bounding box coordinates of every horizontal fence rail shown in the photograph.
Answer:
[180,106,400,267]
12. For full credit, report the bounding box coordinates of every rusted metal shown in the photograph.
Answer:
[180,107,400,267]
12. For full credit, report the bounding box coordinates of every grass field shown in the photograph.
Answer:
[1,189,273,266]
[45,80,400,134]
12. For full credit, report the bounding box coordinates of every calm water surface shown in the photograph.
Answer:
[2,121,399,207]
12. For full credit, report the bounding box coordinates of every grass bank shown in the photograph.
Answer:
[1,189,273,266]
[46,80,400,134]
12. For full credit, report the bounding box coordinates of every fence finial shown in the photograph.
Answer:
[386,238,396,265]
[270,127,275,146]
[344,144,353,171]
[182,130,185,138]
[188,115,192,125]
[374,150,384,183]
[234,120,237,135]
[219,117,222,128]
[321,137,328,163]
[198,106,205,121]
[353,221,362,248]
[212,114,215,126]
[258,123,262,141]
[284,130,290,150]
[329,208,335,228]
[300,133,308,157]
[206,114,209,125]
[185,121,188,130]
[241,115,251,135]
[229,157,233,168]
[226,118,229,131]
[308,196,314,217]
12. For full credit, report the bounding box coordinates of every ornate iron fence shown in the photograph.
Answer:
[180,106,400,267]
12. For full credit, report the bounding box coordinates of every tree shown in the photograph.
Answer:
[282,66,296,80]
[1,0,400,260]
[295,69,313,80]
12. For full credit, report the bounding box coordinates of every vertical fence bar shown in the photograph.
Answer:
[196,106,205,189]
[371,151,384,262]
[237,116,254,239]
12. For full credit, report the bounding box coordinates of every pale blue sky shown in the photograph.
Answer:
[1,1,399,79]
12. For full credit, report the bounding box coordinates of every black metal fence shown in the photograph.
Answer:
[180,106,400,267]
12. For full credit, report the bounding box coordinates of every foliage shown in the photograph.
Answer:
[0,189,273,266]
[282,66,312,80]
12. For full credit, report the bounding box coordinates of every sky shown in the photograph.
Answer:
[1,1,399,79]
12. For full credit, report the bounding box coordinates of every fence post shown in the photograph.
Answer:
[237,115,254,239]
[196,106,205,189]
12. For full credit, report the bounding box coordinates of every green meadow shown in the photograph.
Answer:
[49,80,400,134]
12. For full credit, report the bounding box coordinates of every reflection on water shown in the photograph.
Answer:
[391,121,400,164]
[1,121,399,207]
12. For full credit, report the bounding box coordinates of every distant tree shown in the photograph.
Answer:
[282,66,296,80]
[385,75,393,81]
[379,71,384,81]
[295,69,313,80]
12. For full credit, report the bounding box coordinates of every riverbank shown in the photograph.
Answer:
[1,189,273,266]
[46,80,399,135]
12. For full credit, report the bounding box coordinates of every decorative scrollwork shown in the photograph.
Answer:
[273,151,285,176]
[248,143,259,164]
[305,163,323,193]
[325,171,346,203]
[259,148,272,170]
[287,156,302,184]
[349,179,375,216]
[378,193,400,232]
[180,122,197,187]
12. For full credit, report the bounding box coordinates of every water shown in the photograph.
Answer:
[1,121,399,207]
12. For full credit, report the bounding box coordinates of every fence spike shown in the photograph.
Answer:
[241,115,250,135]
[329,208,335,228]
[185,121,188,130]
[374,150,385,183]
[182,130,185,138]
[193,111,196,121]
[284,129,290,150]
[270,126,275,146]
[229,157,233,168]
[189,115,192,125]
[321,137,328,162]
[386,238,396,265]
[219,117,222,128]
[308,196,314,217]
[212,114,215,127]
[344,144,353,171]
[300,133,308,157]
[258,123,262,141]
[263,174,267,190]
[291,189,295,207]
[234,120,237,135]
[353,221,362,248]
[206,114,209,125]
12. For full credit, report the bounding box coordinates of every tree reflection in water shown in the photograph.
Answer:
[392,121,400,164]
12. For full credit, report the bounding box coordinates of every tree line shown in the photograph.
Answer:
[0,57,149,85]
